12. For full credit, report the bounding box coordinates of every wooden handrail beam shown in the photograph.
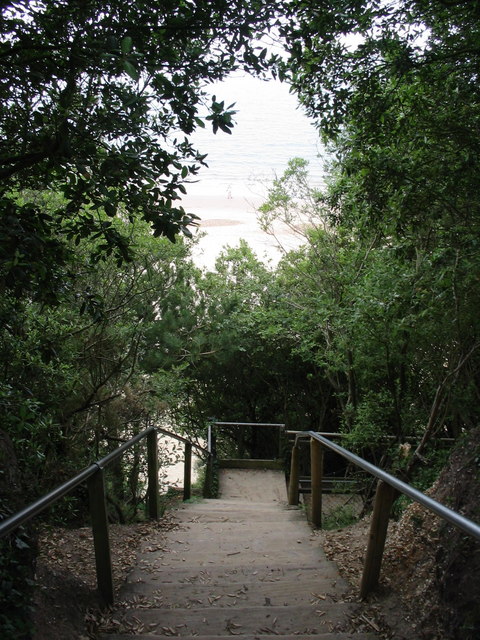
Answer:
[360,481,397,598]
[184,441,192,501]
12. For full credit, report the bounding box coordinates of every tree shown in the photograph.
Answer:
[0,216,197,503]
[0,0,282,300]
[276,2,480,458]
[256,150,480,488]
[280,1,480,139]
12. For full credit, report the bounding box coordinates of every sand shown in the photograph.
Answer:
[180,193,304,268]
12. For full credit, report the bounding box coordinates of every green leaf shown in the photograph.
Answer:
[121,36,133,55]
[122,60,139,81]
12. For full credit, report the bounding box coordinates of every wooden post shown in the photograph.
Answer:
[147,429,159,520]
[87,468,114,606]
[211,429,217,458]
[310,437,324,528]
[288,444,300,506]
[360,480,396,598]
[183,441,192,501]
[237,424,246,458]
[203,453,213,498]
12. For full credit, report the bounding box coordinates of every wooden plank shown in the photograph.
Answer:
[299,477,358,494]
[360,480,396,598]
[310,438,324,528]
[288,444,300,506]
[203,453,215,498]
[183,441,192,501]
[87,468,114,605]
[147,429,159,520]
[218,459,283,470]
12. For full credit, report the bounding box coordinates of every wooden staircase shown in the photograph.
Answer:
[99,469,379,639]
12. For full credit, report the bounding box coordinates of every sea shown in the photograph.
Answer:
[175,73,327,269]
[187,73,325,200]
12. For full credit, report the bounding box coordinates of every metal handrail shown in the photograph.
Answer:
[0,425,204,604]
[305,430,480,541]
[288,430,480,598]
[0,426,208,540]
[155,425,209,455]
[214,421,286,427]
[209,421,286,457]
[287,430,454,443]
[0,462,98,539]
[0,427,155,539]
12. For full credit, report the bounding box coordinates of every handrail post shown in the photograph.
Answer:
[204,423,218,498]
[360,480,397,598]
[288,443,300,506]
[183,441,192,501]
[310,437,324,528]
[203,453,214,498]
[147,429,159,520]
[207,423,212,453]
[87,467,114,606]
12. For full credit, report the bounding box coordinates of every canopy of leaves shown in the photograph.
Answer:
[0,0,282,300]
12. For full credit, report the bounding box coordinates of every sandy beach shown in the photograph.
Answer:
[180,192,304,269]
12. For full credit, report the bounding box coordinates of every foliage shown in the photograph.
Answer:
[0,217,197,508]
[271,2,480,474]
[322,502,358,531]
[0,431,36,640]
[3,2,480,636]
[144,240,283,456]
[2,0,480,500]
[0,0,283,300]
[0,524,35,640]
[253,149,480,479]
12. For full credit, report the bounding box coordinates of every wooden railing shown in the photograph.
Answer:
[287,430,480,598]
[0,427,208,605]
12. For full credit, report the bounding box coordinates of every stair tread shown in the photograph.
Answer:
[125,563,343,587]
[171,504,305,523]
[112,602,358,636]
[100,634,379,640]
[122,575,347,604]
[105,470,379,639]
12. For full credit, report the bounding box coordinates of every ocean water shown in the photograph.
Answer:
[187,74,325,200]
[176,74,326,267]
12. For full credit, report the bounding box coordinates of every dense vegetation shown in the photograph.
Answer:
[1,1,480,638]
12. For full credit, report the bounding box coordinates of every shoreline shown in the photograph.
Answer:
[180,192,303,268]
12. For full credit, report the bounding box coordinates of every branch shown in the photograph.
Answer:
[0,150,51,180]
[405,342,480,478]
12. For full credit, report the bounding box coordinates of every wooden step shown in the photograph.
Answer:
[101,602,358,636]
[125,563,343,589]
[102,634,378,639]
[102,634,378,640]
[122,574,347,606]
[171,501,303,521]
[218,458,284,470]
[99,470,379,640]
